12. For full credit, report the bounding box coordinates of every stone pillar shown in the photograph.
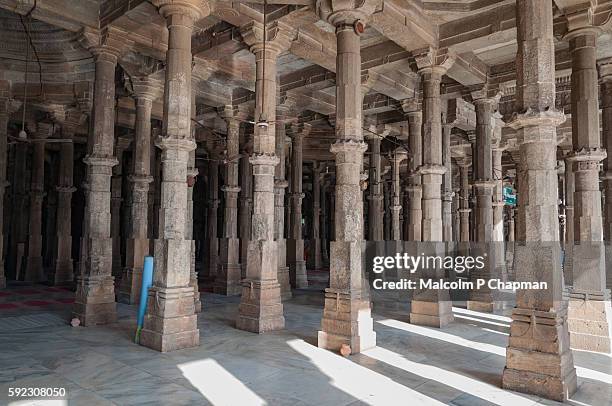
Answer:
[502,0,577,400]
[206,158,219,278]
[54,113,80,285]
[564,157,575,250]
[215,107,242,296]
[317,0,378,353]
[458,160,471,242]
[564,17,610,353]
[390,150,406,241]
[235,20,292,333]
[140,0,207,352]
[492,146,507,281]
[111,138,130,279]
[239,131,253,279]
[468,90,500,312]
[119,78,160,304]
[274,120,291,300]
[24,123,52,282]
[442,124,453,242]
[452,185,461,242]
[402,100,422,241]
[0,91,8,288]
[367,133,384,241]
[288,123,309,288]
[74,27,130,325]
[601,60,612,291]
[410,48,455,328]
[321,178,330,265]
[507,206,515,242]
[309,162,323,269]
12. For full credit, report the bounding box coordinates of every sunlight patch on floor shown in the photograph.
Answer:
[178,359,266,406]
[287,339,446,406]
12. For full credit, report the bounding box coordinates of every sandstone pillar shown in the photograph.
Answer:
[140,0,207,351]
[458,160,471,242]
[601,60,612,291]
[468,90,500,312]
[119,78,160,304]
[238,131,253,278]
[401,100,422,241]
[54,114,79,285]
[317,0,378,353]
[74,28,130,325]
[215,107,242,296]
[309,162,323,270]
[24,123,52,282]
[288,123,309,288]
[564,17,611,353]
[390,150,406,241]
[274,120,291,300]
[111,138,130,278]
[206,158,219,278]
[442,124,453,242]
[410,48,455,328]
[366,133,384,241]
[321,178,330,265]
[235,20,292,333]
[0,92,8,288]
[502,0,577,400]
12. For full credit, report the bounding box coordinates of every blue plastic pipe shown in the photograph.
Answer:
[135,256,154,344]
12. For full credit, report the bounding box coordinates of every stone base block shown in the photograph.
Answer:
[568,298,612,353]
[318,291,376,354]
[73,275,117,326]
[502,307,577,402]
[288,238,308,288]
[0,274,5,289]
[606,245,612,291]
[140,286,199,352]
[24,256,44,282]
[410,300,453,328]
[117,268,142,304]
[278,265,292,301]
[467,300,503,314]
[214,264,242,296]
[53,262,74,286]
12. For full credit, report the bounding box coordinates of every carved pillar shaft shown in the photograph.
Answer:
[274,121,291,300]
[442,124,453,242]
[309,164,323,270]
[0,96,8,288]
[405,111,422,241]
[367,135,383,241]
[288,127,307,288]
[458,163,471,242]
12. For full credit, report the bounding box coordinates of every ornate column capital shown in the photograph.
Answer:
[414,47,456,76]
[132,77,164,103]
[153,0,210,21]
[401,98,422,117]
[316,0,381,27]
[240,20,295,55]
[79,26,133,62]
[290,122,311,140]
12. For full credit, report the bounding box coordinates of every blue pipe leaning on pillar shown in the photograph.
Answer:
[135,256,154,344]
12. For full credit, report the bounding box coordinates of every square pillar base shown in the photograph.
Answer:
[118,237,150,304]
[288,238,308,288]
[214,237,242,296]
[139,286,199,352]
[568,293,612,353]
[410,300,454,328]
[318,292,376,354]
[53,261,74,286]
[73,275,117,326]
[24,256,44,282]
[502,308,577,402]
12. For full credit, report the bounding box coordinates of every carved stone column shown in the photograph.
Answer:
[73,28,130,326]
[274,119,291,300]
[111,137,130,279]
[140,0,207,352]
[215,106,242,296]
[321,177,330,266]
[316,0,378,353]
[564,15,610,354]
[119,77,161,304]
[442,124,453,242]
[239,130,253,279]
[288,123,308,288]
[0,88,9,288]
[53,111,81,285]
[492,145,507,281]
[235,20,292,333]
[206,158,219,278]
[309,162,323,269]
[24,122,52,282]
[410,47,455,328]
[458,160,471,242]
[366,132,384,242]
[402,100,422,241]
[390,150,406,241]
[601,60,612,291]
[468,90,500,313]
[502,0,577,400]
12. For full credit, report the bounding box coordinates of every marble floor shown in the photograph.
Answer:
[0,286,611,406]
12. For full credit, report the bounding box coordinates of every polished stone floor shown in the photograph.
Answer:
[0,285,611,406]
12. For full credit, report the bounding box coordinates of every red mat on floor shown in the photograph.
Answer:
[22,300,53,307]
[0,303,18,309]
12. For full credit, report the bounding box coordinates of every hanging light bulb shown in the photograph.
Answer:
[18,129,27,139]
